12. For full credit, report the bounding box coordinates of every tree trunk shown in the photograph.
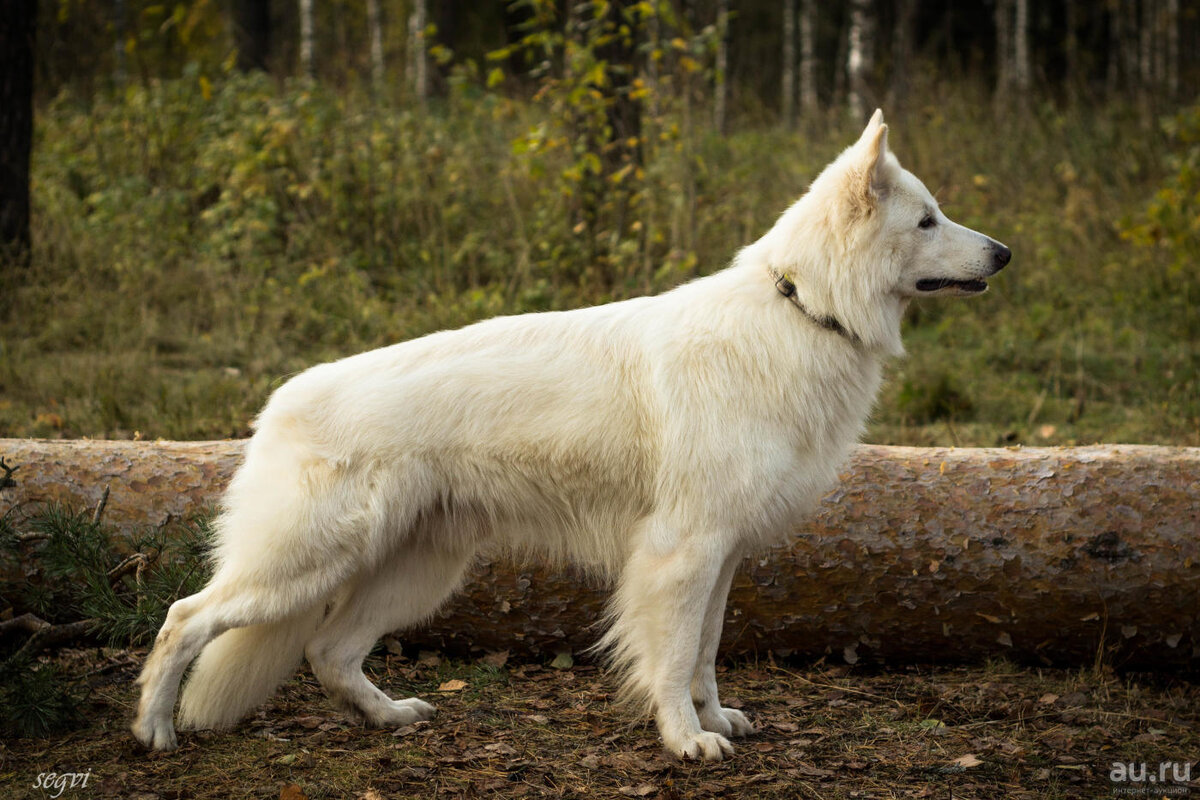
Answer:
[113,0,127,87]
[1165,0,1179,99]
[233,0,271,72]
[1063,0,1077,100]
[1107,0,1121,95]
[298,0,314,81]
[407,0,428,103]
[994,0,1012,110]
[367,0,385,94]
[798,0,818,116]
[0,0,36,267]
[1140,0,1154,91]
[1122,0,1139,95]
[713,0,729,134]
[889,0,917,109]
[846,0,873,121]
[781,0,796,129]
[3,439,1198,671]
[1013,0,1030,93]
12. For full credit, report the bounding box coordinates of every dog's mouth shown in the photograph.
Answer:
[915,278,989,295]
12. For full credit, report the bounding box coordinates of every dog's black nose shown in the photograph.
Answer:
[992,242,1012,270]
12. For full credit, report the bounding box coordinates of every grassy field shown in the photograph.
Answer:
[0,75,1197,446]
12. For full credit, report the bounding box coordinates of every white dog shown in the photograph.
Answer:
[133,110,1008,760]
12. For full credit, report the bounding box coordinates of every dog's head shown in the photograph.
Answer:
[757,109,1010,356]
[845,110,1011,299]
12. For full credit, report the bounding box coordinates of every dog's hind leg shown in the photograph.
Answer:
[133,557,348,751]
[601,521,737,761]
[690,549,755,739]
[305,542,475,727]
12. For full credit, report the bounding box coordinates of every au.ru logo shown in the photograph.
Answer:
[1110,761,1193,796]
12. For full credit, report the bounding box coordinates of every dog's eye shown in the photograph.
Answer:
[918,215,936,229]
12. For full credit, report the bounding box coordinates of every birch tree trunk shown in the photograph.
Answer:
[4,439,1198,670]
[367,0,385,94]
[407,0,428,104]
[713,0,730,134]
[846,0,872,121]
[298,0,314,81]
[1013,0,1030,93]
[798,0,817,117]
[781,0,795,129]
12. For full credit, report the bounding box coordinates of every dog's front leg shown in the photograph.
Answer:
[607,533,737,761]
[690,549,754,739]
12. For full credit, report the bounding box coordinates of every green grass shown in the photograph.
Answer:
[1,73,1196,446]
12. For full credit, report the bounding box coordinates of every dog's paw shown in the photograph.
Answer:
[671,731,735,761]
[131,714,178,751]
[699,706,755,738]
[367,697,436,728]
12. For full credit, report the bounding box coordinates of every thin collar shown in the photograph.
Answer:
[766,265,861,347]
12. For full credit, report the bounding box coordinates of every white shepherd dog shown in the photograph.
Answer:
[133,110,1009,760]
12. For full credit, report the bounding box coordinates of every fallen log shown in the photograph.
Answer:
[1,438,1198,671]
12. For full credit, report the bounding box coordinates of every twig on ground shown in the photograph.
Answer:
[107,552,151,586]
[0,456,17,490]
[0,613,51,638]
[91,485,110,525]
[11,618,98,663]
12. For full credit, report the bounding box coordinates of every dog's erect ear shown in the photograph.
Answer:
[846,109,891,214]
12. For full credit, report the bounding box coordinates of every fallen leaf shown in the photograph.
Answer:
[952,754,983,769]
[550,651,574,670]
[482,650,510,668]
[618,784,656,797]
[438,679,468,692]
[279,784,307,800]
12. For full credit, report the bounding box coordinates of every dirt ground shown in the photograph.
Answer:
[2,648,1198,800]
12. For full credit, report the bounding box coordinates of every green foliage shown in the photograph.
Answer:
[0,505,212,737]
[1,506,213,646]
[1120,104,1200,334]
[0,658,80,738]
[0,74,1196,446]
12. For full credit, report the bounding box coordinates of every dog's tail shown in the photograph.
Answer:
[176,604,324,731]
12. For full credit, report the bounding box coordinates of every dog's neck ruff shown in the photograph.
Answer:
[766,265,862,347]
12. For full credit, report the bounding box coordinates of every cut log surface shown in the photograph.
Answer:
[1,439,1198,671]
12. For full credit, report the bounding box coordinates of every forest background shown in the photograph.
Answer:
[1,0,1198,448]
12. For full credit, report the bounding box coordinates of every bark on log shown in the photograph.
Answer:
[1,439,1198,671]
